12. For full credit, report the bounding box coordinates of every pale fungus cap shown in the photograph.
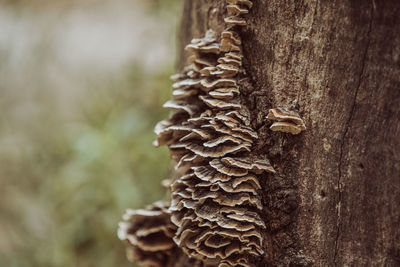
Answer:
[220,31,242,52]
[224,16,247,28]
[216,63,240,78]
[200,78,237,90]
[170,141,251,158]
[227,4,249,15]
[199,95,242,110]
[221,156,276,173]
[226,0,253,9]
[201,123,255,144]
[185,29,220,54]
[218,56,242,67]
[200,66,222,77]
[209,87,240,99]
[267,108,306,135]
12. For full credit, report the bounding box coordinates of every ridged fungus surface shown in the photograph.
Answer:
[117,1,306,266]
[118,202,177,267]
[153,1,276,266]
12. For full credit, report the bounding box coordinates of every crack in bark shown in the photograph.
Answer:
[333,1,374,266]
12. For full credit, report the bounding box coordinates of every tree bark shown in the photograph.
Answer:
[175,0,400,266]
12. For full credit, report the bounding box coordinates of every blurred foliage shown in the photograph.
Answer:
[0,0,181,266]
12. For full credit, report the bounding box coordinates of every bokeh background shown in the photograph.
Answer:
[0,0,181,266]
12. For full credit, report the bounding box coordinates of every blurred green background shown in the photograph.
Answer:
[0,0,180,266]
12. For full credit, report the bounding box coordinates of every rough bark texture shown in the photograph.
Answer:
[175,0,400,266]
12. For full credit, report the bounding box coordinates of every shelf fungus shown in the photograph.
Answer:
[152,0,273,266]
[119,1,279,266]
[267,108,306,135]
[118,201,177,267]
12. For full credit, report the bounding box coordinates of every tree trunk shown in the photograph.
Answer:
[175,0,400,266]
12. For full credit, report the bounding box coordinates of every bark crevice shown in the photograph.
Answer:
[333,1,375,265]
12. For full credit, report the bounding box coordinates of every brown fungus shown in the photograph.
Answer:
[226,0,253,9]
[267,107,306,135]
[220,32,242,52]
[209,87,240,99]
[218,57,242,67]
[118,202,177,267]
[224,16,247,28]
[216,63,240,77]
[221,156,276,173]
[122,1,280,266]
[227,4,249,15]
[199,95,242,110]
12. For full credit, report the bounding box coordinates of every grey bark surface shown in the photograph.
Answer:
[175,0,400,266]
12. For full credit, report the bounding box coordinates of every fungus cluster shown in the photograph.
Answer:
[118,0,306,266]
[118,202,177,267]
[151,0,276,266]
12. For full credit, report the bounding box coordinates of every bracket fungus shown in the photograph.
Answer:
[119,1,281,266]
[267,108,306,135]
[151,1,274,266]
[118,202,177,267]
